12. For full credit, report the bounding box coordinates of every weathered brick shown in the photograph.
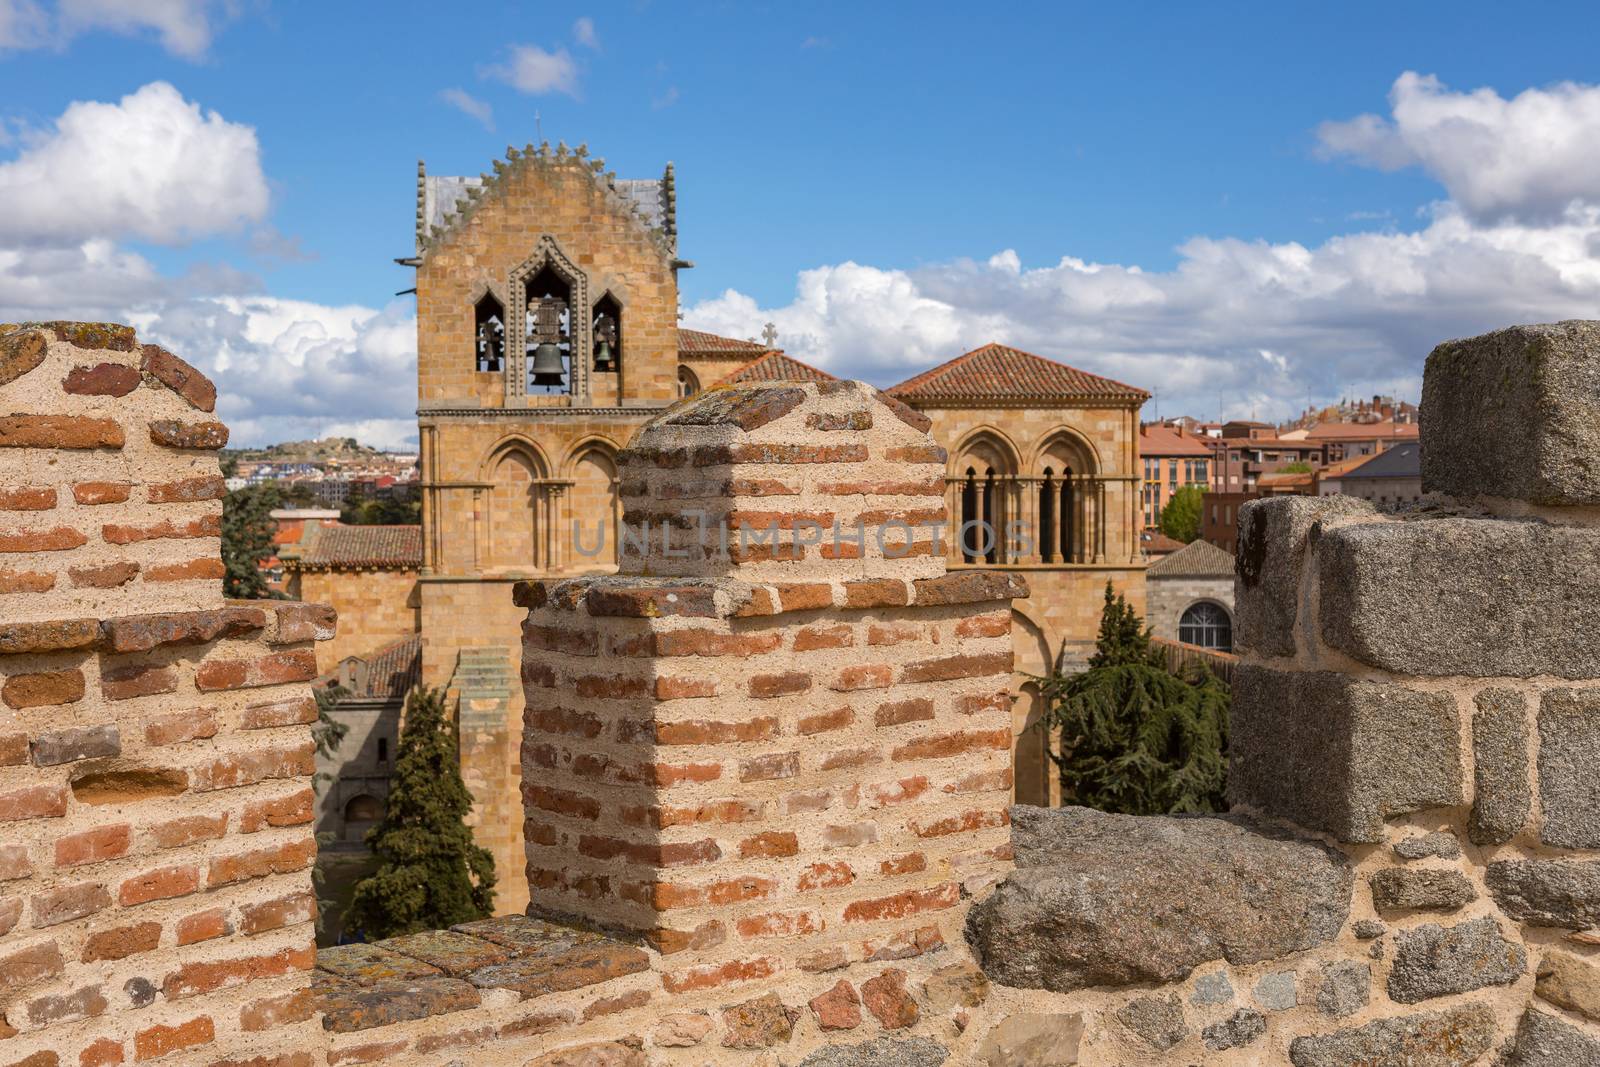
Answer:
[0,731,26,765]
[0,784,68,821]
[143,707,219,747]
[3,668,86,709]
[45,321,136,350]
[162,945,314,1000]
[0,414,124,450]
[119,864,201,906]
[0,843,30,881]
[32,724,120,766]
[73,482,131,505]
[238,788,314,832]
[654,676,717,699]
[0,525,89,553]
[101,664,177,701]
[655,717,778,745]
[0,328,47,386]
[69,561,139,588]
[866,776,930,807]
[175,908,233,946]
[740,751,800,782]
[844,579,908,608]
[78,1038,124,1067]
[899,651,1011,683]
[799,705,854,735]
[69,764,187,805]
[875,697,934,727]
[133,1016,214,1061]
[31,881,112,926]
[0,566,54,593]
[102,514,221,544]
[739,831,799,859]
[912,808,1009,837]
[0,485,55,510]
[239,988,313,1031]
[238,890,316,935]
[662,956,779,993]
[194,649,317,691]
[0,616,98,652]
[240,695,317,729]
[147,475,226,504]
[56,824,131,867]
[148,419,228,450]
[794,623,854,651]
[832,664,893,691]
[101,607,265,653]
[892,729,1011,762]
[844,883,960,923]
[737,910,822,938]
[81,921,161,962]
[141,344,215,411]
[206,839,316,887]
[144,558,224,582]
[0,941,64,997]
[25,983,108,1027]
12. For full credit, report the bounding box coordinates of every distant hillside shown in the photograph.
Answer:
[224,436,400,462]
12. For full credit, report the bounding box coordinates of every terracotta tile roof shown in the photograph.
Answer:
[887,343,1149,405]
[1302,421,1419,442]
[723,351,837,384]
[318,635,422,701]
[1140,423,1214,458]
[290,524,422,571]
[677,329,773,359]
[1141,531,1187,556]
[1147,538,1235,578]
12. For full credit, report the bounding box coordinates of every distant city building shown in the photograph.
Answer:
[1207,422,1328,494]
[1138,422,1212,529]
[1301,420,1419,462]
[264,508,341,592]
[1337,440,1422,508]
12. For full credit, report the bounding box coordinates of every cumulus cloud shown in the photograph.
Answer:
[0,81,268,245]
[486,43,579,97]
[129,297,419,449]
[440,87,494,130]
[685,204,1600,423]
[1318,72,1600,224]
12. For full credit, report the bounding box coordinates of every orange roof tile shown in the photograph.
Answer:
[722,351,837,384]
[887,343,1149,405]
[1302,421,1419,442]
[1140,423,1214,458]
[288,524,421,571]
[677,329,773,359]
[317,635,421,701]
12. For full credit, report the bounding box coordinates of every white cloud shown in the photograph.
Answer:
[0,0,234,58]
[651,86,679,110]
[440,87,494,131]
[0,81,268,245]
[572,16,598,50]
[0,0,49,49]
[485,44,579,97]
[129,297,420,449]
[685,203,1600,424]
[1318,71,1600,224]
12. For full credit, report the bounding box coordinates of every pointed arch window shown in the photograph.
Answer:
[474,293,505,372]
[525,266,573,394]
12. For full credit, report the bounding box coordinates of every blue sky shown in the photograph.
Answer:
[5,1,1600,445]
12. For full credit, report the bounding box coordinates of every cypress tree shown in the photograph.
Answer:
[347,686,495,938]
[1036,582,1230,815]
[220,458,283,599]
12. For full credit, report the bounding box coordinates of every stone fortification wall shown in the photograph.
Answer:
[0,323,331,1067]
[11,322,1600,1067]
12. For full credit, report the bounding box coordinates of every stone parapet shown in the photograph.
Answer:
[0,323,332,1067]
[518,381,1022,995]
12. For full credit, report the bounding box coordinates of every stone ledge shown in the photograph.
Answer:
[0,602,335,658]
[512,571,1028,620]
[313,915,650,1034]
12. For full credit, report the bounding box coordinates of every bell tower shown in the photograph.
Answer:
[402,142,689,912]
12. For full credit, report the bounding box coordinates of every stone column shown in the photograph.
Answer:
[517,379,1024,995]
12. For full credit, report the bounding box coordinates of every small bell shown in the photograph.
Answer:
[593,336,614,371]
[529,341,565,386]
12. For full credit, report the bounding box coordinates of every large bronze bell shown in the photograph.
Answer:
[529,341,565,386]
[593,336,615,372]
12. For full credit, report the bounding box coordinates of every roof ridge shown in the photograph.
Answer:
[888,341,1149,403]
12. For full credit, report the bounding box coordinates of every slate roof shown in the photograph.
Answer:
[888,343,1149,405]
[291,524,422,571]
[1147,537,1236,578]
[319,635,422,702]
[1342,441,1421,480]
[723,351,837,384]
[677,329,772,359]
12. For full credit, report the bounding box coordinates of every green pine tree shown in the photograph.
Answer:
[310,683,349,943]
[220,457,283,599]
[1159,484,1205,544]
[1036,582,1230,815]
[347,686,495,939]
